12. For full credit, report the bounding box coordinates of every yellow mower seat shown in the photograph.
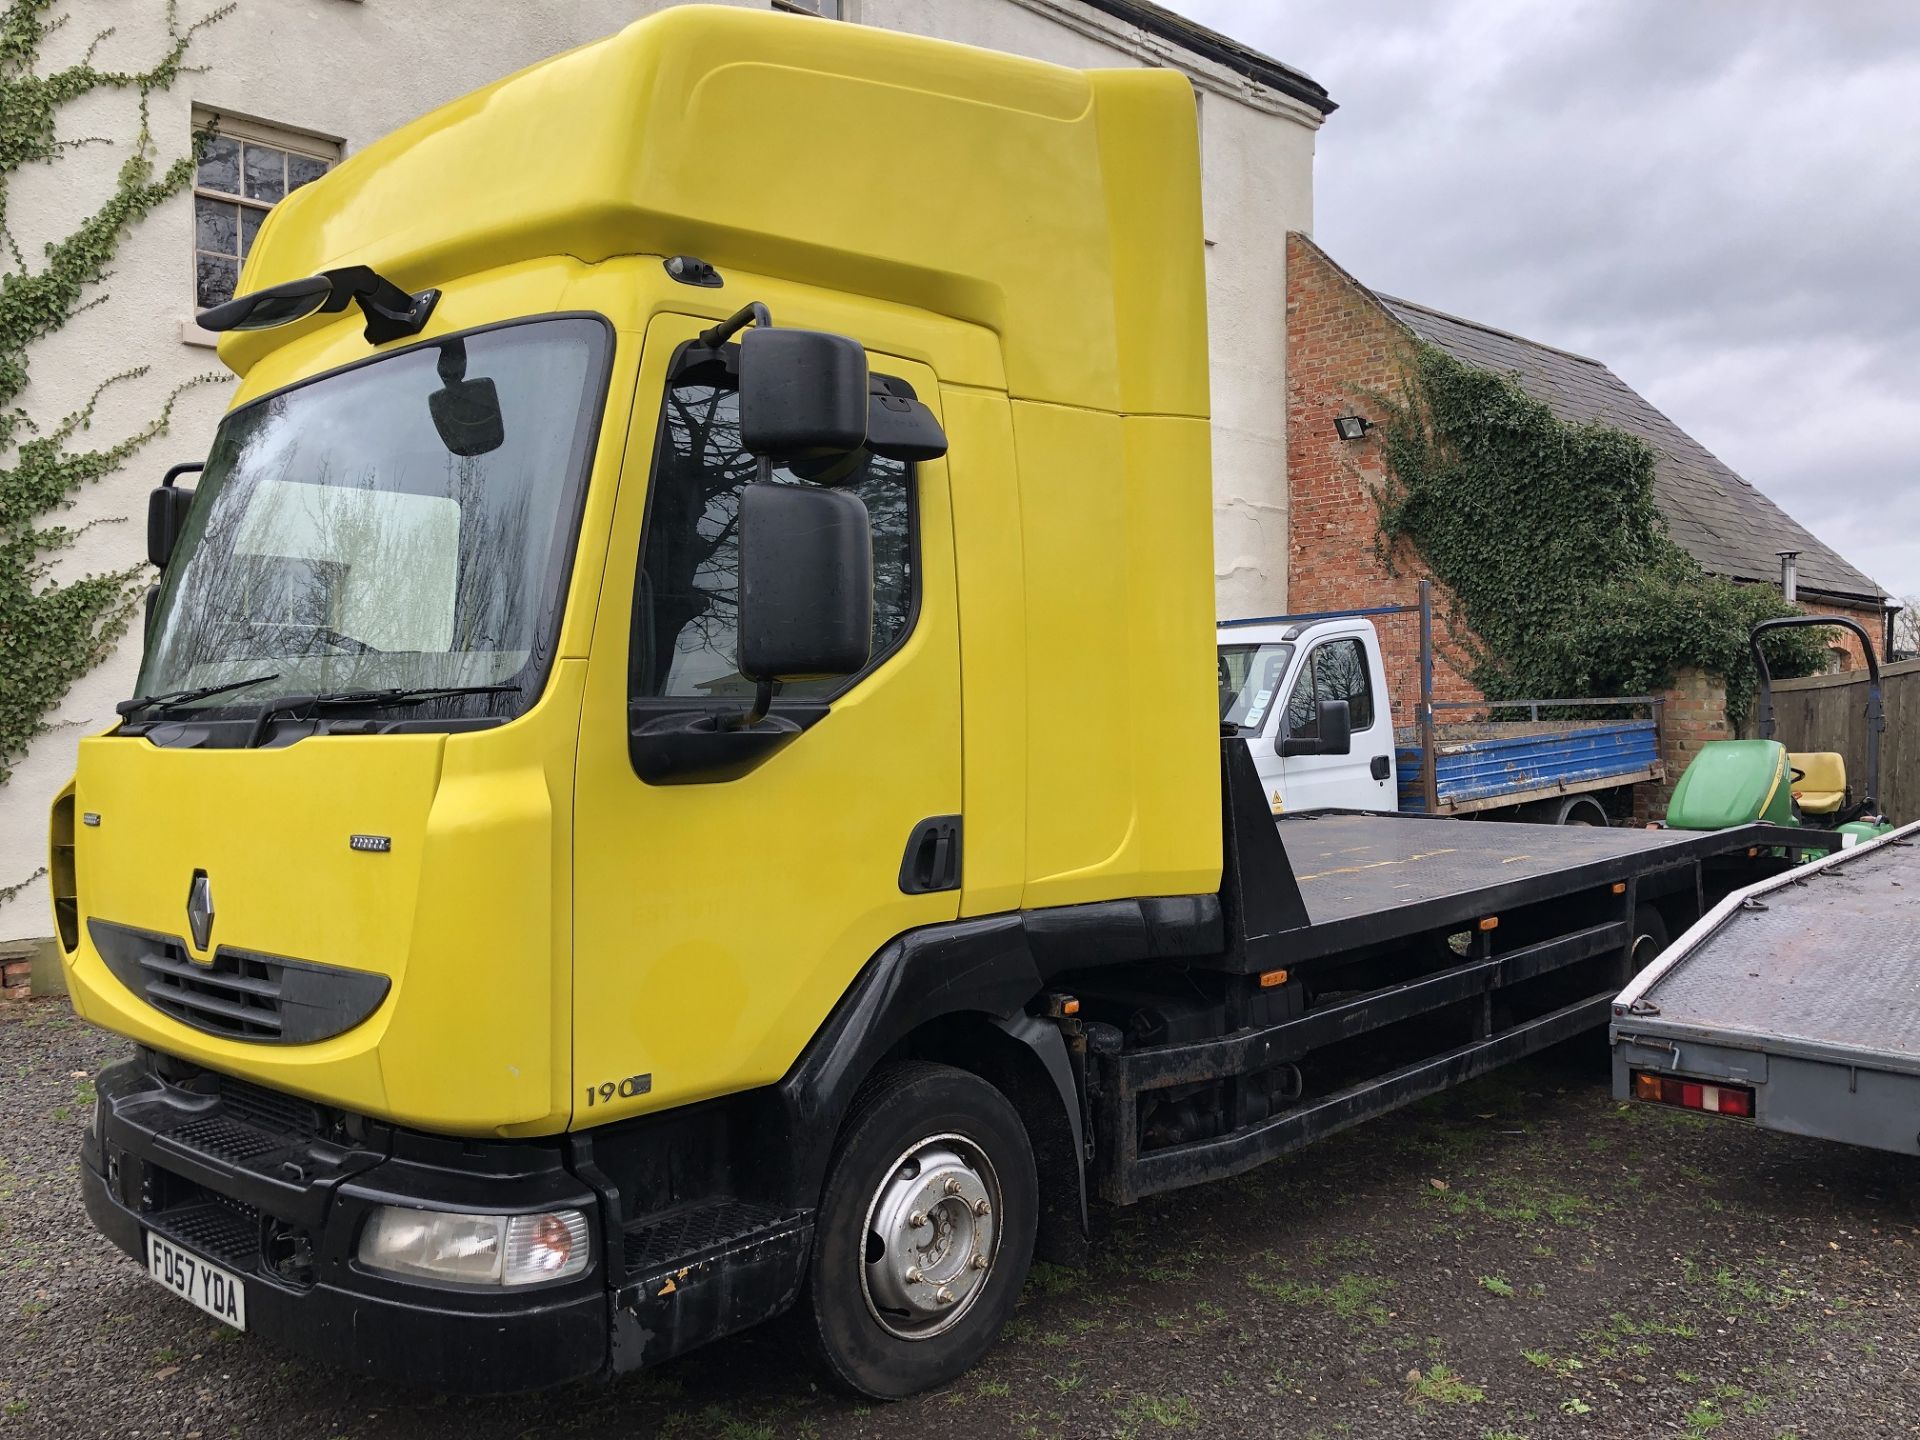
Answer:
[1788,751,1847,816]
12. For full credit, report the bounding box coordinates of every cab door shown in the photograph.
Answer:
[570,313,962,1122]
[1275,627,1394,812]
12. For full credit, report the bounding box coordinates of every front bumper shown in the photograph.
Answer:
[82,1053,607,1394]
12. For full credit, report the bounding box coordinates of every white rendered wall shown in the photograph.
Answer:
[0,0,1318,938]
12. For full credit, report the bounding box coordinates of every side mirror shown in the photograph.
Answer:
[1278,699,1353,758]
[429,341,505,457]
[739,327,868,463]
[737,481,873,683]
[147,477,197,569]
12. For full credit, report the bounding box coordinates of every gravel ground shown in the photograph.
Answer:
[6,998,1919,1440]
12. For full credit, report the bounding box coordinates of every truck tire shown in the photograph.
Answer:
[799,1061,1038,1399]
[1630,904,1670,971]
[1553,795,1609,826]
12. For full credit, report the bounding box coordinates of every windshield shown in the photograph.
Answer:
[1218,641,1294,734]
[137,316,609,719]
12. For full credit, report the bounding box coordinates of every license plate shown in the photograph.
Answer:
[144,1231,247,1331]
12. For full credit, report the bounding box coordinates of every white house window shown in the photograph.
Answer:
[193,119,338,310]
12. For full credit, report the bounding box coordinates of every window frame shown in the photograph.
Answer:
[190,111,341,311]
[131,311,617,738]
[1282,635,1377,740]
[625,337,924,724]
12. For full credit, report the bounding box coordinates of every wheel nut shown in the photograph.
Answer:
[944,1177,963,1196]
[905,1266,923,1284]
[909,1211,926,1228]
[971,1253,989,1270]
[935,1286,956,1305]
[974,1199,991,1217]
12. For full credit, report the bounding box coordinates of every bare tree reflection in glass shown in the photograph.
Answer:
[634,361,913,703]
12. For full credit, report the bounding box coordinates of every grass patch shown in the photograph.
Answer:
[1408,1364,1485,1406]
[1479,1275,1515,1299]
[1682,1398,1725,1436]
[1247,1271,1395,1326]
[1024,1262,1082,1298]
[1116,1393,1199,1432]
[1522,1349,1584,1380]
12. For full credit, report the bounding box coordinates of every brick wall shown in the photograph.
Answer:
[1286,230,1888,777]
[1284,233,1483,727]
[1637,666,1733,822]
[1795,598,1886,671]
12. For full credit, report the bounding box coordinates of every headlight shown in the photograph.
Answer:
[358,1205,590,1287]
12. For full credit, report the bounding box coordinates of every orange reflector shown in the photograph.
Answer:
[1633,1072,1662,1102]
[1060,998,1080,1015]
[1258,968,1290,988]
[1610,883,1626,895]
[1478,916,1499,931]
[1748,847,1759,858]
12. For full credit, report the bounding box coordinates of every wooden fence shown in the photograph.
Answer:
[1744,658,1920,824]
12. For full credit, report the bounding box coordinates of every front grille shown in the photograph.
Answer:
[89,920,390,1045]
[141,948,284,1040]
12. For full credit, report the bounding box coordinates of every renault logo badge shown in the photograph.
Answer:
[186,870,215,953]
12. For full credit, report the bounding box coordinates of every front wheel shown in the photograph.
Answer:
[800,1062,1037,1398]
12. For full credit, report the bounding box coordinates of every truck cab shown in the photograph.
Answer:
[58,7,1219,1400]
[1218,617,1396,814]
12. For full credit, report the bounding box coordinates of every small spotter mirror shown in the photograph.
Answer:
[428,341,505,457]
[195,274,332,334]
[146,460,203,569]
[197,265,439,346]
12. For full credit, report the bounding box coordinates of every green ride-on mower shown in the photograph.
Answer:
[1665,615,1893,848]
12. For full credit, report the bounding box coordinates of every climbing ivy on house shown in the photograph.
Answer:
[0,0,231,787]
[1373,342,1826,724]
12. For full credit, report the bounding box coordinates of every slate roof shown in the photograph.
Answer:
[1080,0,1334,114]
[1377,295,1885,606]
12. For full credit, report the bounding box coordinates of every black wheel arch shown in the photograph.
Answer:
[741,914,1089,1261]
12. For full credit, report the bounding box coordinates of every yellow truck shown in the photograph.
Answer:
[59,6,1831,1398]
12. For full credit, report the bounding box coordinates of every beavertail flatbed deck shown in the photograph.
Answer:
[1611,820,1920,1155]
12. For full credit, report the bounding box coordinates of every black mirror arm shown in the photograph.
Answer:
[734,677,778,730]
[162,461,204,489]
[320,266,440,345]
[699,302,772,351]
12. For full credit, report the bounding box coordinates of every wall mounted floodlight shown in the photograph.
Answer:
[1333,413,1374,442]
[197,265,440,346]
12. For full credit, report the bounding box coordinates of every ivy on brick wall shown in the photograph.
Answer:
[0,0,231,788]
[1374,343,1826,724]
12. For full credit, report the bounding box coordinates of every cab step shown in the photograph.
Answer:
[611,1201,815,1373]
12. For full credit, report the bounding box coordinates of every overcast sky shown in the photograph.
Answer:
[1179,0,1920,609]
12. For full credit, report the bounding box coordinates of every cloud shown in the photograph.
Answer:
[1181,0,1920,603]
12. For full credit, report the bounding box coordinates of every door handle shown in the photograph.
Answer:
[1370,755,1391,781]
[899,815,963,894]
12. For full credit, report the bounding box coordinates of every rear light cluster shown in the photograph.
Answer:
[1632,1071,1754,1118]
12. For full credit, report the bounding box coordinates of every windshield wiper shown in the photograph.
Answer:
[116,673,281,719]
[245,684,519,747]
